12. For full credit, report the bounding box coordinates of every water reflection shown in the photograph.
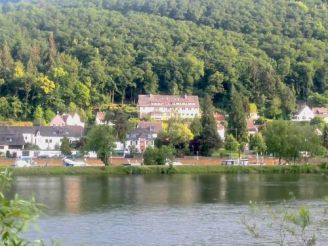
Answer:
[8,174,328,215]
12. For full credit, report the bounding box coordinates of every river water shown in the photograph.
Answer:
[8,174,328,245]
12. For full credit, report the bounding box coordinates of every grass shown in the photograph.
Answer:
[1,164,328,176]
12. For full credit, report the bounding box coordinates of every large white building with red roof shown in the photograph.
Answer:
[137,94,201,120]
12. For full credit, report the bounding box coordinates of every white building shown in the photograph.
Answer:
[292,106,314,122]
[0,126,84,151]
[0,132,25,156]
[213,112,226,141]
[137,94,201,120]
[50,113,85,128]
[125,127,158,154]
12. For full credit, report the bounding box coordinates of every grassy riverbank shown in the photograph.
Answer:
[2,164,328,176]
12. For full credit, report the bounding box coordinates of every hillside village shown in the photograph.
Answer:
[0,93,327,165]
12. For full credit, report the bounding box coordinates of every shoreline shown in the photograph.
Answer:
[1,164,328,176]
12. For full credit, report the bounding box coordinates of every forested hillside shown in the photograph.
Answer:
[0,0,327,121]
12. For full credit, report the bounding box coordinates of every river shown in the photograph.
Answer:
[8,174,328,245]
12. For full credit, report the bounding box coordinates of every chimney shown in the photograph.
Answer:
[184,94,187,99]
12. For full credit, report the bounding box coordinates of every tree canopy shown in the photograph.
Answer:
[0,0,327,121]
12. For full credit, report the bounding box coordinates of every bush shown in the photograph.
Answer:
[143,146,175,165]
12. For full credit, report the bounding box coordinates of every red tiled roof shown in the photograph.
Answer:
[138,121,163,133]
[50,115,65,126]
[312,107,328,115]
[138,94,200,107]
[213,112,225,122]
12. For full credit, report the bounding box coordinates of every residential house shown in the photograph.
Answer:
[137,121,163,133]
[95,112,115,126]
[0,126,84,151]
[0,132,26,156]
[137,94,201,120]
[125,127,158,154]
[50,113,85,128]
[213,112,226,141]
[292,106,314,122]
[312,107,328,123]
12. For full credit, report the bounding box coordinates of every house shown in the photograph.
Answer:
[125,127,158,154]
[137,94,201,120]
[213,113,226,141]
[247,119,258,135]
[0,126,84,151]
[312,107,328,123]
[292,106,314,122]
[95,112,115,126]
[50,113,85,128]
[137,121,163,133]
[0,132,26,155]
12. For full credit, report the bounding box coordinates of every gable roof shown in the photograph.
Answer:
[0,126,84,138]
[50,114,66,126]
[213,112,225,122]
[138,94,200,107]
[0,132,25,146]
[312,107,328,115]
[127,127,157,141]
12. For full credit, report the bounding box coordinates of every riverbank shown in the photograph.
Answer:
[2,164,328,176]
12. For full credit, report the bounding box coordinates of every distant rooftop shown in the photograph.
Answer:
[138,94,200,107]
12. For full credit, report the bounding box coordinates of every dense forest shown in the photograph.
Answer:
[0,0,327,121]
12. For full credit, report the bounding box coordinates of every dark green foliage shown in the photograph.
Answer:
[60,136,72,156]
[190,118,203,138]
[323,125,328,149]
[109,109,131,141]
[249,133,267,154]
[143,146,175,165]
[85,125,116,166]
[228,87,247,140]
[0,169,40,244]
[263,121,326,163]
[200,96,222,156]
[225,134,239,152]
[0,0,327,121]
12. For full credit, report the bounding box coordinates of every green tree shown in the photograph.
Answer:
[143,146,175,165]
[0,169,40,245]
[44,108,56,123]
[323,125,328,149]
[190,118,203,138]
[228,87,247,140]
[167,122,194,149]
[33,105,45,126]
[200,95,222,156]
[112,109,131,142]
[60,137,72,156]
[85,125,116,166]
[263,121,325,163]
[249,133,267,154]
[225,134,239,152]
